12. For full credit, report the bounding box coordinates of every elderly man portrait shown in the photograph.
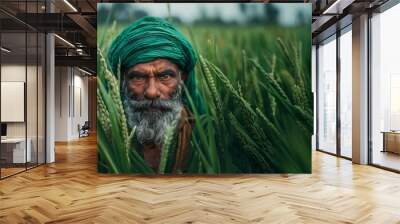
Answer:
[99,3,312,175]
[107,16,203,173]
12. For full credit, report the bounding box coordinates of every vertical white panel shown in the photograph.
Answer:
[46,33,55,163]
[1,82,25,122]
[352,14,368,164]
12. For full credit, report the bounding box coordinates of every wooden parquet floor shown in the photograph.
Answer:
[1,135,400,224]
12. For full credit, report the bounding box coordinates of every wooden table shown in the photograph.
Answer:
[1,138,31,164]
[381,131,400,154]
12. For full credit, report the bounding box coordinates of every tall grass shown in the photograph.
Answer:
[97,23,312,174]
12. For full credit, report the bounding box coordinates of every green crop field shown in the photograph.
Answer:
[97,21,312,174]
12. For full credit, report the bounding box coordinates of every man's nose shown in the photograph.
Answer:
[144,77,160,99]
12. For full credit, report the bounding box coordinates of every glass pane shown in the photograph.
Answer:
[38,32,45,165]
[318,36,337,154]
[371,4,400,171]
[340,28,352,158]
[0,0,46,178]
[27,0,39,170]
[312,45,317,150]
[1,30,27,177]
[27,31,38,169]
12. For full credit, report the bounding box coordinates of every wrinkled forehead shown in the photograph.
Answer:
[127,59,181,74]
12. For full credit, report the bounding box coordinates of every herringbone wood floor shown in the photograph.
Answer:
[1,135,400,224]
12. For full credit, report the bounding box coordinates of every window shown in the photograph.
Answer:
[370,3,400,171]
[339,27,352,158]
[317,35,337,154]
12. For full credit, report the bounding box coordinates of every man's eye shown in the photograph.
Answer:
[158,74,171,80]
[132,76,145,80]
[130,75,146,81]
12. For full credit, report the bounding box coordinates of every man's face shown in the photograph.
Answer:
[122,59,185,146]
[125,59,185,101]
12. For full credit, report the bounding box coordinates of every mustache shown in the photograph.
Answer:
[129,99,177,112]
[125,83,182,112]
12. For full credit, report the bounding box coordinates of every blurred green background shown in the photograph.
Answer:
[97,3,312,174]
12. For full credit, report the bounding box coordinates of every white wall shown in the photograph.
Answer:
[54,67,89,141]
[71,73,89,138]
[1,65,40,137]
[55,66,69,141]
[1,65,26,139]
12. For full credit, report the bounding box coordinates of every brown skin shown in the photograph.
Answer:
[125,59,186,100]
[125,59,186,170]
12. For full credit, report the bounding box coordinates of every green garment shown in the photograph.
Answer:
[107,16,204,114]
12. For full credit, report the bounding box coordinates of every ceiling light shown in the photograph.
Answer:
[78,67,92,76]
[54,34,75,48]
[1,47,11,53]
[63,0,78,12]
[323,0,343,15]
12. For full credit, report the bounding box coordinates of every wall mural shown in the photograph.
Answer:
[97,3,312,174]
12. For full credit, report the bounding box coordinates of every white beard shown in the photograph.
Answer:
[123,83,182,146]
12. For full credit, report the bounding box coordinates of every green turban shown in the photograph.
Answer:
[107,16,204,114]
